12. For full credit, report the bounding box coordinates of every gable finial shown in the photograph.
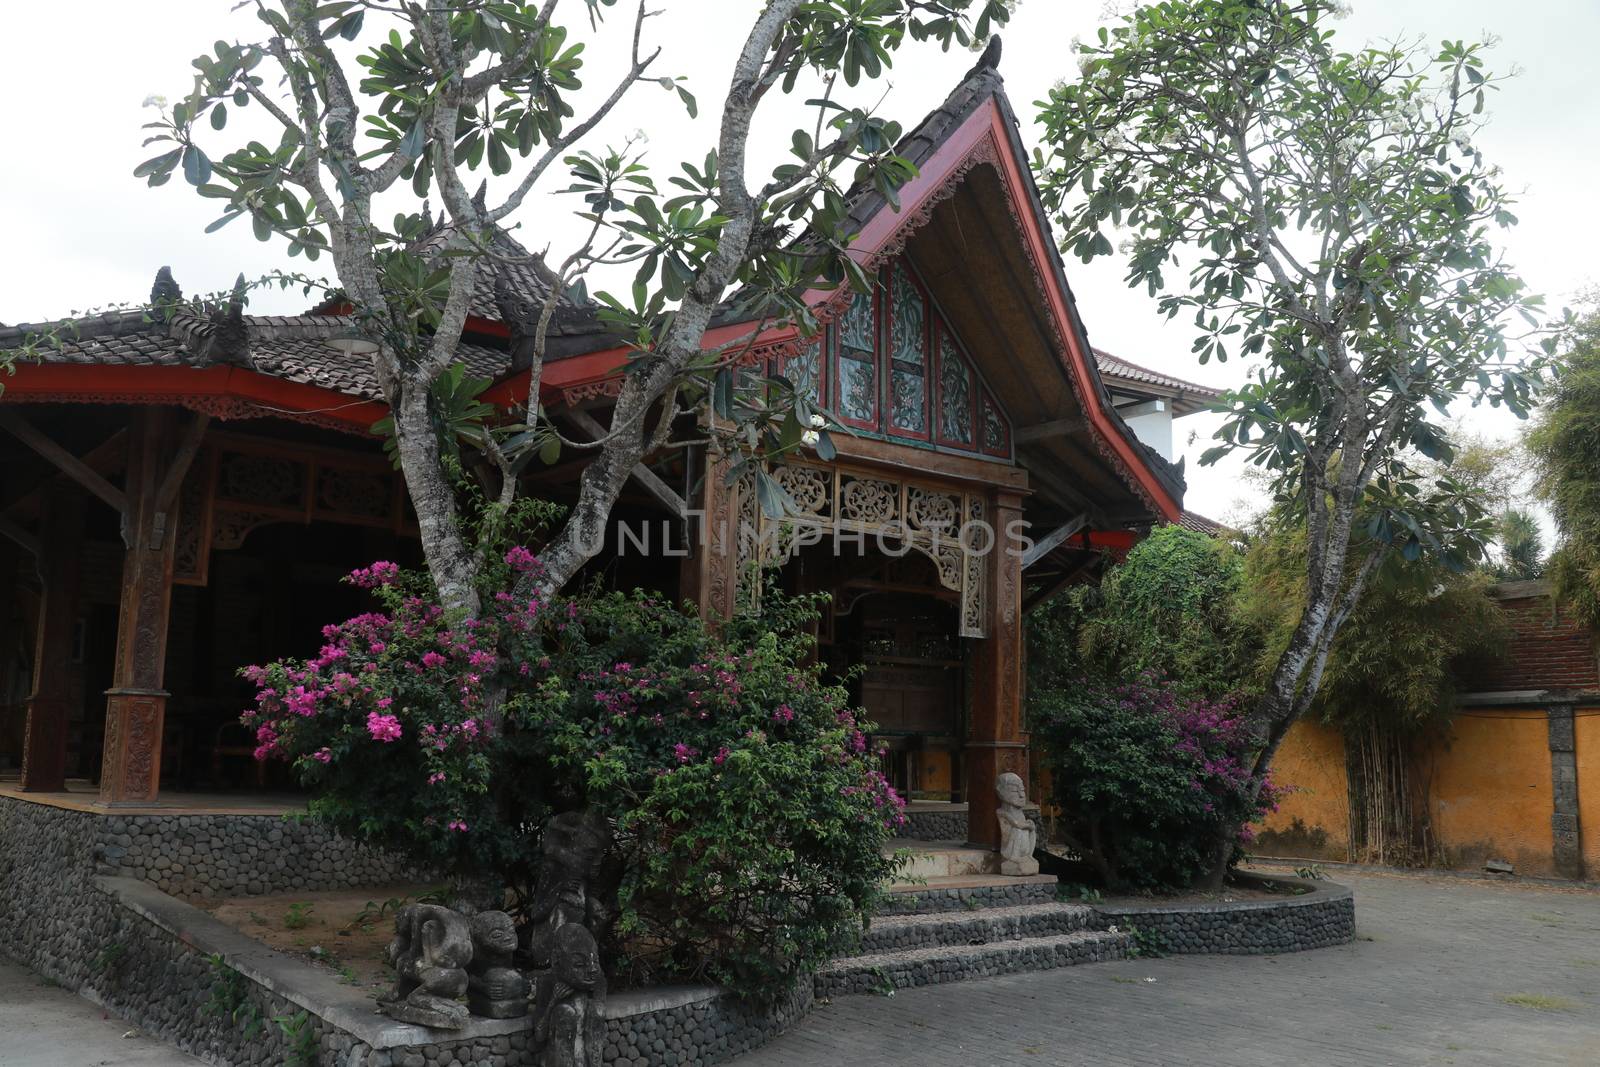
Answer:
[976,34,1002,72]
[150,266,182,319]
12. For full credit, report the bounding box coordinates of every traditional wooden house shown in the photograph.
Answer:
[0,46,1187,850]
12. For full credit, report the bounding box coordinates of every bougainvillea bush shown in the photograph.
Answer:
[1029,676,1282,892]
[242,551,902,996]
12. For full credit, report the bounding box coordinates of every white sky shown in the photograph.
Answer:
[2,0,1595,526]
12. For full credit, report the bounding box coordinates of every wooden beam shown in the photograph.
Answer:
[1014,415,1087,444]
[1021,514,1087,569]
[1024,556,1099,614]
[155,414,211,513]
[564,407,687,518]
[0,409,127,514]
[0,513,39,558]
[1114,398,1167,419]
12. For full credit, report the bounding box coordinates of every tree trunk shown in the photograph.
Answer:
[392,383,481,618]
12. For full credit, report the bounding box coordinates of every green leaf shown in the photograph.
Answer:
[182,146,213,186]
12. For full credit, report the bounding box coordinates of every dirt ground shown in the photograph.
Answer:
[198,883,440,993]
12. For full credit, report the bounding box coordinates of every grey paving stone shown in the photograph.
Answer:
[740,869,1600,1067]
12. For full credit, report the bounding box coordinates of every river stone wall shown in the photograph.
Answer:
[0,793,808,1067]
[101,811,412,899]
[1093,872,1355,955]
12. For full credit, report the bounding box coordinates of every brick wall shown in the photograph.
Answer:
[1459,581,1599,693]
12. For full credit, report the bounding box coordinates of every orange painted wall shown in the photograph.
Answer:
[1578,708,1600,876]
[1424,709,1554,876]
[1255,720,1350,860]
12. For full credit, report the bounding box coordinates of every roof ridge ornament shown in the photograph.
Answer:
[970,34,1002,76]
[150,266,183,321]
[207,273,252,366]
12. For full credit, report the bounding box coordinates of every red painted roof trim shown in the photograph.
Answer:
[1,363,387,432]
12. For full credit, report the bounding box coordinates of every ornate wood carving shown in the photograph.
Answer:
[747,458,990,638]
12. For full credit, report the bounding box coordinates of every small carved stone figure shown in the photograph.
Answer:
[467,910,529,1018]
[381,903,474,1029]
[995,772,1039,877]
[526,811,613,969]
[532,923,606,1067]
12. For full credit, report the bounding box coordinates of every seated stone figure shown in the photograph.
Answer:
[995,771,1039,876]
[467,910,529,1018]
[532,923,606,1067]
[382,903,473,1029]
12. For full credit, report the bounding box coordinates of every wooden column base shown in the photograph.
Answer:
[19,694,70,792]
[964,741,1029,849]
[99,688,168,805]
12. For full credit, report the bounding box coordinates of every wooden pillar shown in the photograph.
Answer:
[965,490,1027,849]
[680,449,741,623]
[99,409,179,804]
[19,484,85,791]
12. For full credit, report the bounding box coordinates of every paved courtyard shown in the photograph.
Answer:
[0,957,202,1066]
[740,868,1600,1067]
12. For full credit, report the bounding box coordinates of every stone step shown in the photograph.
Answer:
[888,841,998,881]
[860,902,1100,954]
[877,874,1059,916]
[816,929,1130,998]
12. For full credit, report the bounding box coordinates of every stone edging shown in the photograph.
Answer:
[1092,871,1355,955]
[100,874,808,1066]
[0,795,805,1067]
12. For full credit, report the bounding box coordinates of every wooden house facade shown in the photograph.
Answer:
[0,48,1185,850]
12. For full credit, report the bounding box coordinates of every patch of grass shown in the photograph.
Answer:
[283,902,315,931]
[1375,1024,1393,1031]
[1109,975,1140,984]
[1571,958,1600,968]
[1529,912,1565,926]
[1500,993,1577,1012]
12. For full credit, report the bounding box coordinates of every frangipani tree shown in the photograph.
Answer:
[136,0,1013,616]
[1034,0,1556,872]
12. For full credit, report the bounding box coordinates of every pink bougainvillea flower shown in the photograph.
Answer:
[427,771,446,785]
[366,711,403,743]
[311,748,332,764]
[446,819,469,832]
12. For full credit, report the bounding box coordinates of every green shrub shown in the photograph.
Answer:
[1030,676,1281,891]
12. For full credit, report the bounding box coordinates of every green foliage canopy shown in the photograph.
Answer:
[1529,303,1600,624]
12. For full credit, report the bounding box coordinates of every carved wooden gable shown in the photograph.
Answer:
[776,257,1012,462]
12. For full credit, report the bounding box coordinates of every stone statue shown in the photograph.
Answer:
[532,923,606,1067]
[467,910,530,1018]
[526,811,613,969]
[995,772,1039,876]
[381,903,474,1029]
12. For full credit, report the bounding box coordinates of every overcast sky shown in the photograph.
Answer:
[2,1,1594,525]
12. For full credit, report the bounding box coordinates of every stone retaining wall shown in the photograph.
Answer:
[894,809,967,841]
[1093,872,1355,955]
[0,793,807,1067]
[102,811,412,899]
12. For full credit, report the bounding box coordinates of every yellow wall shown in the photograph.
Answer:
[1425,709,1554,876]
[1256,720,1350,860]
[1578,707,1600,877]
